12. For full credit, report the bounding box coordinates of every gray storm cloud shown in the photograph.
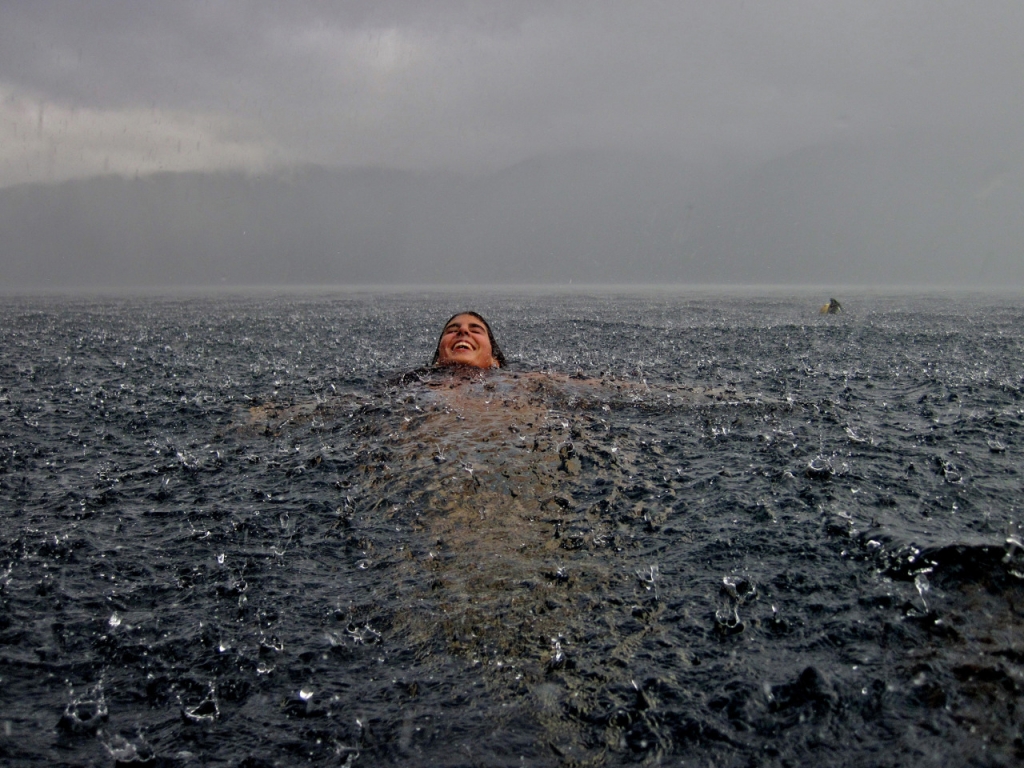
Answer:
[1,1,1023,288]
[4,0,1023,180]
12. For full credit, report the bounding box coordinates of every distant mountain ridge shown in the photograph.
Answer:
[1,140,1022,288]
[683,137,1024,286]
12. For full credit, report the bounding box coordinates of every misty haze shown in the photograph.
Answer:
[3,136,1024,289]
[2,3,1023,290]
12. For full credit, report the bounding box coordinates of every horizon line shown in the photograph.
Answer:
[2,282,1023,299]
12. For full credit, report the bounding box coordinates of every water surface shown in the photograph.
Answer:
[1,291,1022,766]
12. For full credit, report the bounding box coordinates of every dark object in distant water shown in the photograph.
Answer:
[820,298,843,314]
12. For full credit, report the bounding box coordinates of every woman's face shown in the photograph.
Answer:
[436,314,497,368]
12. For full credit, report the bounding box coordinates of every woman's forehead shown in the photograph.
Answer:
[446,314,487,329]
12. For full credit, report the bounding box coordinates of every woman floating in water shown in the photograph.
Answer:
[431,311,507,369]
[238,308,779,755]
[246,309,762,431]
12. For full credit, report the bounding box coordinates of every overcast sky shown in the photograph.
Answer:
[2,0,1023,188]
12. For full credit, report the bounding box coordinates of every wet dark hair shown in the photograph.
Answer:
[431,311,506,368]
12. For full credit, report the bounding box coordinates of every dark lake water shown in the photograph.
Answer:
[1,289,1022,767]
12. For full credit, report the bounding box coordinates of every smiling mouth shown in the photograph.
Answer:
[453,342,473,350]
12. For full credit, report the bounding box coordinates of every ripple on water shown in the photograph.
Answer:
[0,293,1022,765]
